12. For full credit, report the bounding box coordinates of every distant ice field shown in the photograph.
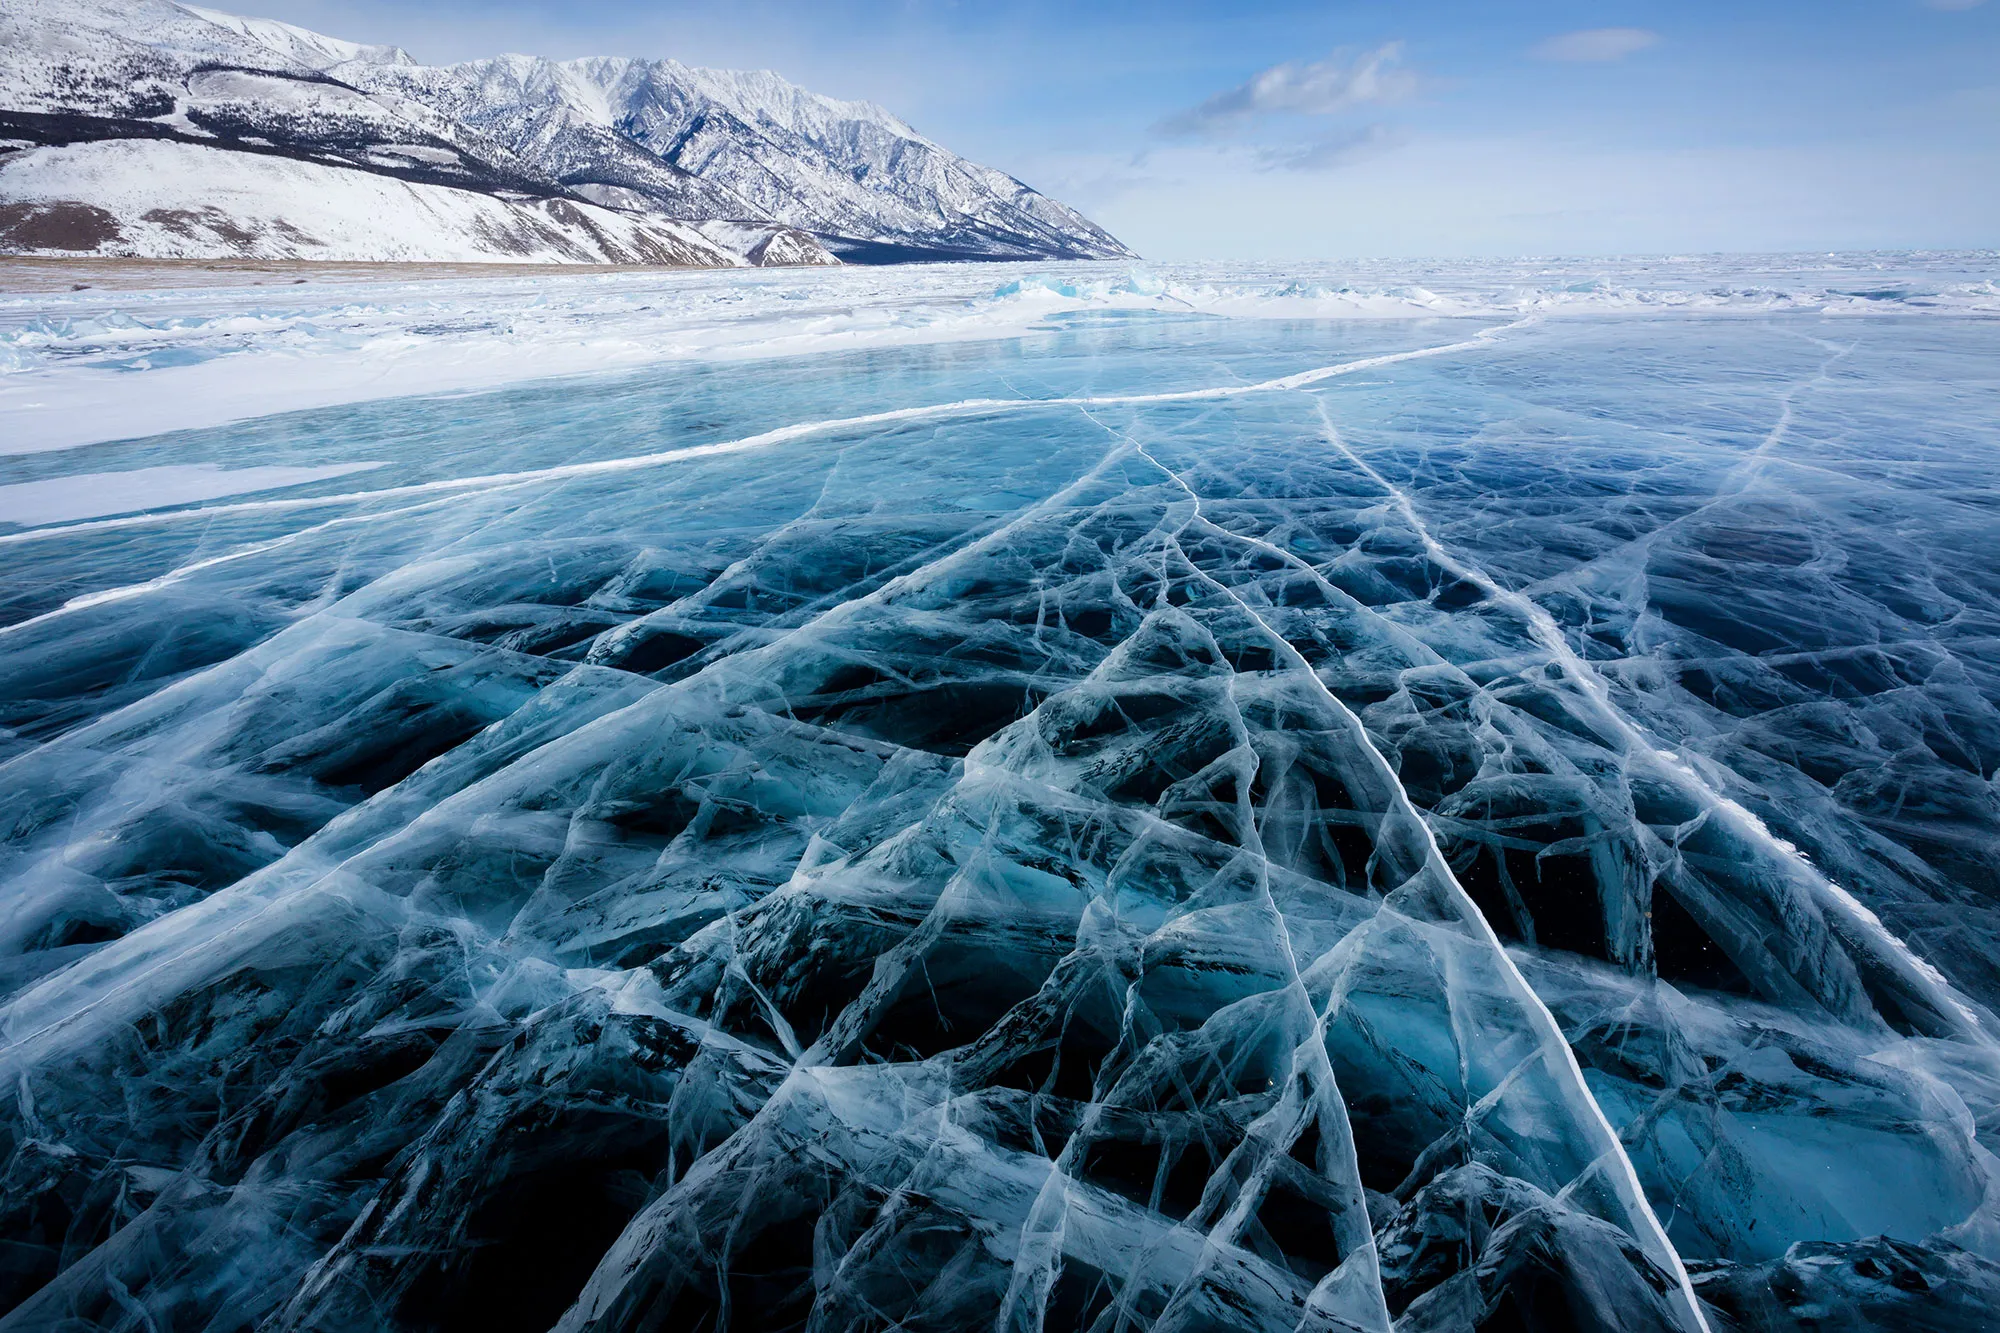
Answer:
[0,249,1994,452]
[1,252,1999,1330]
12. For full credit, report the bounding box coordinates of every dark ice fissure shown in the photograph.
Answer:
[2,312,1999,1333]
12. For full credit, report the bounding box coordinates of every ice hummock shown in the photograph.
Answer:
[1,254,1999,1332]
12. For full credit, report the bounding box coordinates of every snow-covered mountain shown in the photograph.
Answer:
[0,0,1132,266]
[361,56,1134,263]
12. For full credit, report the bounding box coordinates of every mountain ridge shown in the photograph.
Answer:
[0,0,1132,267]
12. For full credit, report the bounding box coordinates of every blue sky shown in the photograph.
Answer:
[250,0,1998,258]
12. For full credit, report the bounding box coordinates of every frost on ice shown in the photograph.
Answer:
[1,262,1999,1331]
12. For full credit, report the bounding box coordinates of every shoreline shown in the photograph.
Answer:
[0,255,751,295]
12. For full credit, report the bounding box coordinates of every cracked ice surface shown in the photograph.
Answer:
[1,256,2000,1333]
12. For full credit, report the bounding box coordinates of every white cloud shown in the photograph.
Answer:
[1157,43,1414,139]
[1531,28,1661,62]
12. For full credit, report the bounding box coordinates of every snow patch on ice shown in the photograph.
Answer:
[0,460,386,525]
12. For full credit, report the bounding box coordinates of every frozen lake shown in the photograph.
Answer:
[1,254,1998,1331]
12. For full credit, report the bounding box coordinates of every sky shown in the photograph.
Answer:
[237,0,1998,259]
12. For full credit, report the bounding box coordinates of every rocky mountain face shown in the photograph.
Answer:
[0,0,1132,266]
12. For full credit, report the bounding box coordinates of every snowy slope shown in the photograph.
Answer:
[345,54,765,228]
[0,0,1130,265]
[0,139,741,264]
[627,61,1133,260]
